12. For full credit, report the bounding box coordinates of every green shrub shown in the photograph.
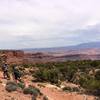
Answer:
[72,87,80,92]
[6,81,17,92]
[85,79,100,90]
[34,68,59,84]
[95,71,100,80]
[6,81,17,85]
[23,86,40,97]
[17,82,25,89]
[62,87,72,92]
[90,61,99,67]
[63,86,79,92]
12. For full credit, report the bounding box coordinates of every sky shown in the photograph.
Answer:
[0,0,100,49]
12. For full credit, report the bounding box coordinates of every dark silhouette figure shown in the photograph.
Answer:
[12,65,21,82]
[2,63,10,79]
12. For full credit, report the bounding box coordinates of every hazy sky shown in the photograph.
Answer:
[0,0,100,49]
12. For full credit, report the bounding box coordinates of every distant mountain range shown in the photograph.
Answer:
[22,41,100,61]
[69,41,100,49]
[0,41,100,63]
[23,41,100,52]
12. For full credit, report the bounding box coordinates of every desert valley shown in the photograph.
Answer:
[0,42,100,100]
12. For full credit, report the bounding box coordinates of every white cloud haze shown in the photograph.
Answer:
[0,0,100,49]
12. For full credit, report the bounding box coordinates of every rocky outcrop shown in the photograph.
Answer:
[0,50,24,64]
[0,50,24,58]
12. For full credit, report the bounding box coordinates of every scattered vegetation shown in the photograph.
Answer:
[23,85,41,97]
[5,81,42,100]
[32,60,100,96]
[62,86,79,92]
[17,81,25,89]
[6,81,17,92]
[3,60,100,98]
